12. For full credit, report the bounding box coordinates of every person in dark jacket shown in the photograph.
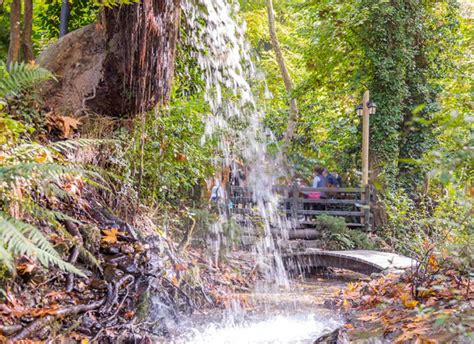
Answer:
[331,171,342,187]
[318,168,330,198]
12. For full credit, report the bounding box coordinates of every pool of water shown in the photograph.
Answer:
[171,311,341,344]
[156,277,353,344]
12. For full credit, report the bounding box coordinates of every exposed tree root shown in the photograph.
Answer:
[8,300,104,342]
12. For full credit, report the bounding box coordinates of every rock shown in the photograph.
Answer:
[104,265,124,282]
[314,327,348,343]
[323,298,337,308]
[89,278,107,290]
[370,272,383,279]
[120,244,135,255]
[102,245,121,255]
[117,257,139,274]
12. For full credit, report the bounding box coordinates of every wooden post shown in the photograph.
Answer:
[361,91,370,227]
[364,185,371,231]
[291,182,299,228]
[362,90,370,187]
[59,0,70,38]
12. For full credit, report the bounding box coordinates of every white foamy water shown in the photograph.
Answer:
[171,312,341,344]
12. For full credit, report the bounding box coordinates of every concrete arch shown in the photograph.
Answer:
[282,250,415,276]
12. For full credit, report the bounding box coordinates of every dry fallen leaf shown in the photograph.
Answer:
[16,261,36,275]
[101,228,123,244]
[175,263,187,272]
[30,304,60,317]
[124,310,135,319]
[59,116,81,138]
[46,113,81,138]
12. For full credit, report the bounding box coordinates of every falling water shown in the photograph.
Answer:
[181,0,289,288]
[155,0,342,342]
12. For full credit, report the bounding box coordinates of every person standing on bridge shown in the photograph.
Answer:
[331,171,342,188]
[318,168,330,198]
[209,178,226,209]
[312,167,322,188]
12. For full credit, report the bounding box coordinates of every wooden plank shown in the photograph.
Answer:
[291,183,299,227]
[285,209,364,216]
[287,229,320,240]
[346,223,366,227]
[230,197,255,203]
[297,221,365,227]
[297,187,364,193]
[364,185,371,231]
[231,208,252,215]
[273,186,364,193]
[284,198,363,205]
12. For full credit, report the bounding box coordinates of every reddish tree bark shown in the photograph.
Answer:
[38,0,181,116]
[7,0,22,65]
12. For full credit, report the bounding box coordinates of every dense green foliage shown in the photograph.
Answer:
[127,100,215,205]
[242,0,471,190]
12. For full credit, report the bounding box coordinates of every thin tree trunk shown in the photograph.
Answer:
[59,0,70,38]
[266,0,298,143]
[7,0,22,65]
[22,0,35,62]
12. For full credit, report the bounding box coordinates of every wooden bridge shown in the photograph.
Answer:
[228,185,415,275]
[228,184,373,231]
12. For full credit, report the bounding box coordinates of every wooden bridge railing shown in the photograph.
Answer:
[228,184,373,231]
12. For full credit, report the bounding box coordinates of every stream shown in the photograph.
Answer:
[156,274,361,344]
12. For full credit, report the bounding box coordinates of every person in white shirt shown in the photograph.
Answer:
[312,167,322,188]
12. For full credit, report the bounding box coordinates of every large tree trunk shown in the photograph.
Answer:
[7,0,21,65]
[38,0,181,117]
[22,0,35,62]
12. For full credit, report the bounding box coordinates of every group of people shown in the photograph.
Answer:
[312,167,342,189]
[293,167,343,200]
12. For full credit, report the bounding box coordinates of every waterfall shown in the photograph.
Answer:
[181,0,290,288]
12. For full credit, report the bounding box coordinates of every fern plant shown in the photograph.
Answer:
[0,61,54,99]
[95,0,140,8]
[0,61,103,276]
[0,213,83,274]
[0,138,108,275]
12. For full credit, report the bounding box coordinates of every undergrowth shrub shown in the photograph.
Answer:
[380,186,472,257]
[127,100,216,206]
[317,215,377,250]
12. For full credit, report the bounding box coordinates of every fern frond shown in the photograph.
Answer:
[19,200,82,228]
[0,245,14,271]
[94,0,140,8]
[0,162,101,184]
[0,62,54,98]
[19,204,101,269]
[9,139,115,161]
[0,213,84,276]
[49,138,115,155]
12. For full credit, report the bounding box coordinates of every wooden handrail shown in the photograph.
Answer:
[231,185,365,193]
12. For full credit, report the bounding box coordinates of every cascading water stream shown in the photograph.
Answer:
[181,0,289,289]
[152,1,343,342]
